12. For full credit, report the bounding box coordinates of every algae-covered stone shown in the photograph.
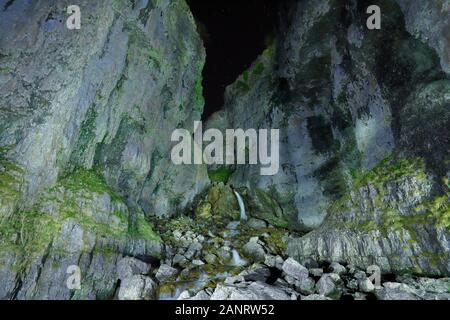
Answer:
[195,201,212,219]
[206,183,240,220]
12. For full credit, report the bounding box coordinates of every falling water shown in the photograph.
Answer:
[233,191,247,221]
[231,249,247,267]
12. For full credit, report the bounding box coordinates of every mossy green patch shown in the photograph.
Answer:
[353,156,426,189]
[208,167,233,184]
[58,168,121,202]
[0,67,12,74]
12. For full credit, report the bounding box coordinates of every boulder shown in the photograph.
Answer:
[247,218,268,229]
[358,278,375,293]
[330,262,347,275]
[210,282,294,300]
[281,258,309,281]
[309,268,324,278]
[155,264,179,282]
[295,277,316,295]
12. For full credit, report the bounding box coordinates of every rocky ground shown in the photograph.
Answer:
[111,183,450,301]
[115,216,450,300]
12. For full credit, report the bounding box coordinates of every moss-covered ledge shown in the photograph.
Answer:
[0,168,161,271]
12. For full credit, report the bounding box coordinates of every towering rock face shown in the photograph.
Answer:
[212,0,449,231]
[209,0,449,275]
[0,0,208,299]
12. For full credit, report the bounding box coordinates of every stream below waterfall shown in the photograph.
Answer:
[157,191,249,300]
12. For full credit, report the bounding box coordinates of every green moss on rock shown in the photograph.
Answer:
[208,167,233,183]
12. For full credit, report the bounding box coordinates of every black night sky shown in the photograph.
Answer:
[187,0,279,119]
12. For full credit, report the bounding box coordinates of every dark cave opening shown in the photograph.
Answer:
[187,0,279,120]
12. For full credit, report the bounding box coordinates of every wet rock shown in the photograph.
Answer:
[224,275,246,285]
[309,268,324,278]
[295,277,316,295]
[172,254,188,267]
[192,259,205,267]
[264,254,284,269]
[155,264,178,282]
[330,262,347,275]
[177,290,192,300]
[240,266,272,283]
[189,290,211,300]
[353,292,368,300]
[281,258,309,281]
[118,275,156,300]
[242,237,266,262]
[207,184,240,220]
[358,278,375,293]
[375,282,420,300]
[316,273,343,299]
[210,282,294,300]
[184,242,203,260]
[116,257,151,280]
[247,218,268,229]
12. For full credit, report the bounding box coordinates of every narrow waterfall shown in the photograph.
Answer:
[233,191,247,221]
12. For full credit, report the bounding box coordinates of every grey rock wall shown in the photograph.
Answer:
[0,0,208,299]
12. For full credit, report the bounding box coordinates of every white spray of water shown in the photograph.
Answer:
[233,191,247,221]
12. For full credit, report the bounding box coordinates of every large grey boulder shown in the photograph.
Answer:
[242,237,266,262]
[281,258,309,281]
[0,0,203,299]
[210,282,295,300]
[375,282,420,300]
[316,273,343,299]
[155,264,179,282]
[118,275,156,300]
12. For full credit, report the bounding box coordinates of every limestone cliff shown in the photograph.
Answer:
[208,0,449,275]
[0,0,208,299]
